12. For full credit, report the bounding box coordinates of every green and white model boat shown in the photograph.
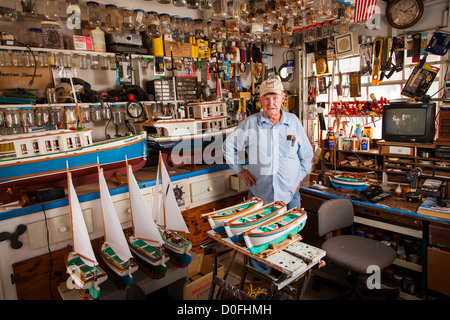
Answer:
[243,207,308,255]
[65,166,108,299]
[224,201,287,243]
[153,152,192,265]
[98,164,138,285]
[201,197,264,233]
[127,162,169,275]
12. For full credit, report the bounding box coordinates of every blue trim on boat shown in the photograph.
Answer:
[0,163,235,221]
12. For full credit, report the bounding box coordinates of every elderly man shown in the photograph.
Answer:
[223,76,313,210]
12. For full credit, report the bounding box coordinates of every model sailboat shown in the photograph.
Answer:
[65,166,108,299]
[98,164,138,285]
[126,161,169,275]
[153,152,192,265]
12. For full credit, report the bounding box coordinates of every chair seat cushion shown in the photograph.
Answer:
[322,235,396,274]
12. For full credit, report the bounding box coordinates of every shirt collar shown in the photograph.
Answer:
[257,110,289,126]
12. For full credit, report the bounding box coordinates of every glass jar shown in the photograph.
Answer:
[157,0,171,3]
[102,103,111,120]
[146,12,162,39]
[293,28,303,48]
[87,1,102,28]
[201,0,212,9]
[99,55,108,70]
[226,18,240,40]
[78,53,88,69]
[187,0,200,9]
[5,107,21,128]
[160,14,172,36]
[212,0,227,19]
[306,25,315,42]
[46,88,57,104]
[315,22,322,40]
[21,106,35,129]
[171,16,184,42]
[90,104,102,122]
[41,21,64,49]
[44,0,59,20]
[322,20,331,38]
[29,28,44,47]
[24,51,35,67]
[194,19,204,38]
[173,0,187,7]
[105,4,122,34]
[120,8,134,31]
[62,53,72,68]
[80,106,91,123]
[0,49,11,67]
[134,9,146,32]
[37,51,48,67]
[111,104,125,125]
[90,55,99,69]
[18,0,37,17]
[35,106,50,126]
[109,56,117,70]
[50,107,63,127]
[336,0,345,20]
[64,106,77,126]
[11,50,24,67]
[183,17,194,38]
[330,0,339,19]
[321,0,332,18]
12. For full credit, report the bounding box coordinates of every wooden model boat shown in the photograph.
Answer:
[152,152,192,265]
[65,167,107,299]
[201,197,264,233]
[224,201,287,243]
[329,172,369,191]
[0,129,147,205]
[98,164,138,285]
[126,162,169,275]
[243,208,308,255]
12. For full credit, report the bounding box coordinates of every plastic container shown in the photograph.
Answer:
[351,136,359,151]
[88,27,106,52]
[212,0,227,19]
[50,107,63,126]
[21,107,34,129]
[5,107,21,128]
[360,132,370,152]
[80,106,91,123]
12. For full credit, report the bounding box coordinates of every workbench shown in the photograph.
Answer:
[206,230,326,300]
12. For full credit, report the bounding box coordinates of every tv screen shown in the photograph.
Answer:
[384,108,427,136]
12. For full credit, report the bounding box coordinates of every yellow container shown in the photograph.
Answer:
[190,36,198,59]
[196,38,205,59]
[151,35,164,56]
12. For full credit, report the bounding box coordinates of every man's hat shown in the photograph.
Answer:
[260,76,284,96]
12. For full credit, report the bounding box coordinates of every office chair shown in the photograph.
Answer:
[313,198,399,300]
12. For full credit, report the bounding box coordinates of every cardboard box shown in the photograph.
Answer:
[72,35,93,51]
[427,247,450,297]
[381,145,414,156]
[164,41,192,58]
[185,254,224,300]
[230,174,249,192]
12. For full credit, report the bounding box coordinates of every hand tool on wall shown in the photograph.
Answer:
[372,39,383,85]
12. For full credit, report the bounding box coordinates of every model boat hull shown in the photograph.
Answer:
[203,197,264,233]
[224,201,287,243]
[243,208,308,255]
[128,236,169,271]
[100,243,139,285]
[0,132,147,205]
[329,175,369,191]
[159,227,192,265]
[65,251,108,299]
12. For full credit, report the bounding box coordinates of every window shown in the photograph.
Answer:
[45,141,52,152]
[20,144,28,155]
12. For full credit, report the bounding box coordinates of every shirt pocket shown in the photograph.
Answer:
[279,132,298,159]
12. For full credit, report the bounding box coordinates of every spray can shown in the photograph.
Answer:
[328,127,335,149]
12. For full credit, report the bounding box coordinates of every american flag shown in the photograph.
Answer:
[354,0,378,22]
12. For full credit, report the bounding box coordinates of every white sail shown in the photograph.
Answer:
[99,167,133,262]
[128,164,164,245]
[68,171,98,267]
[159,153,190,234]
[152,156,164,226]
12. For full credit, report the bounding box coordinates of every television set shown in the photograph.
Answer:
[382,102,436,143]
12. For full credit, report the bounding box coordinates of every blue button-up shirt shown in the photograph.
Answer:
[223,110,313,205]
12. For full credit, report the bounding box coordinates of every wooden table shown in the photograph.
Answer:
[206,230,326,300]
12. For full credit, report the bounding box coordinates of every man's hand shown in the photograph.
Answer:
[238,169,256,186]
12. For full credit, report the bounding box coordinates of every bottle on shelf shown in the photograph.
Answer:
[327,127,334,150]
[337,128,344,150]
[360,131,370,152]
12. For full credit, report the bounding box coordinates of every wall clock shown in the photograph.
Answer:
[386,0,424,29]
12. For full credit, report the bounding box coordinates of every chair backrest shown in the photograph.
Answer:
[317,198,354,237]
